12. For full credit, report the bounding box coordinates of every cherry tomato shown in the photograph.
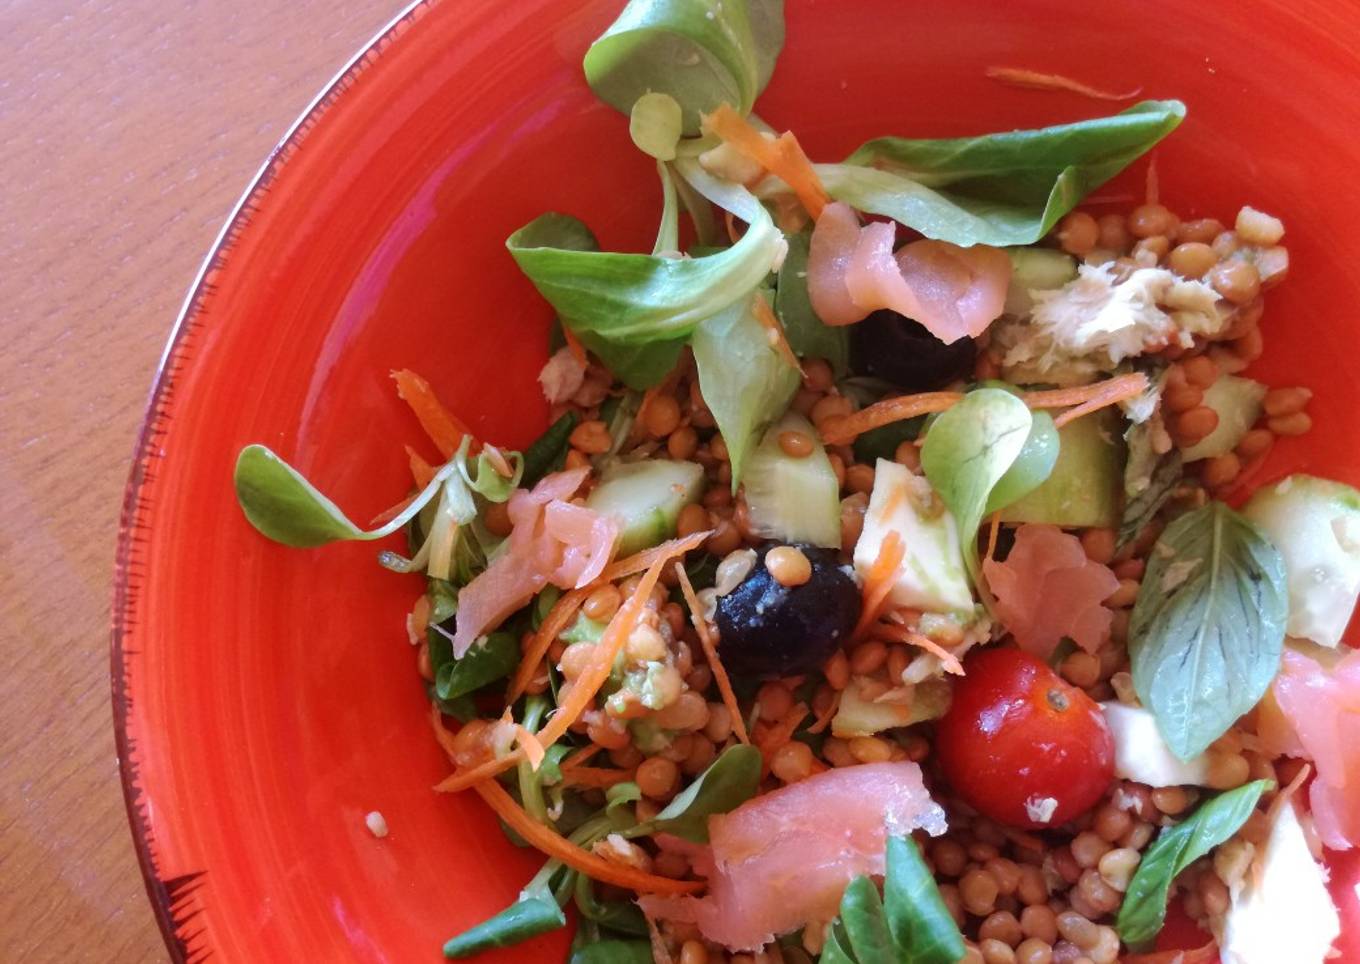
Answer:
[935,646,1114,829]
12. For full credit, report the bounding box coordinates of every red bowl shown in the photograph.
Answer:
[113,0,1360,959]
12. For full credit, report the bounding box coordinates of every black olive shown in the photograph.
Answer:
[715,543,861,679]
[850,308,976,392]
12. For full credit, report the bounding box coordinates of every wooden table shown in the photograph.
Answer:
[0,2,404,958]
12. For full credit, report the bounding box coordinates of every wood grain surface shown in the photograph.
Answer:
[0,2,404,959]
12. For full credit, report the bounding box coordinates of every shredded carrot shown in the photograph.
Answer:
[560,743,603,770]
[600,530,712,583]
[807,691,841,735]
[530,546,679,757]
[515,724,546,770]
[851,530,905,642]
[985,511,1002,563]
[756,704,810,777]
[905,630,965,676]
[704,104,829,220]
[560,324,588,369]
[560,766,638,789]
[1039,372,1150,428]
[819,392,964,445]
[1145,155,1160,206]
[433,750,523,793]
[431,704,461,761]
[507,586,589,702]
[675,562,751,746]
[408,594,431,645]
[472,778,703,895]
[391,369,474,459]
[407,445,437,487]
[752,291,803,374]
[984,66,1143,102]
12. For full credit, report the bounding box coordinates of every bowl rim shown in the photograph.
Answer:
[109,1,429,957]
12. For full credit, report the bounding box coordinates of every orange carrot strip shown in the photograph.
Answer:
[807,691,841,735]
[675,563,751,746]
[407,445,437,487]
[819,392,964,445]
[704,104,829,220]
[515,724,546,770]
[1042,373,1150,428]
[392,369,474,459]
[560,743,604,770]
[560,324,589,369]
[408,594,432,645]
[472,773,704,895]
[433,751,523,794]
[752,291,803,375]
[851,530,905,641]
[559,766,638,789]
[481,443,514,479]
[431,704,461,761]
[985,511,1002,563]
[507,587,590,702]
[984,66,1143,102]
[905,630,966,676]
[531,547,679,755]
[600,530,711,583]
[1021,372,1148,415]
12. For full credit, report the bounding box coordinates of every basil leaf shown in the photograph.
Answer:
[642,744,761,841]
[824,835,966,964]
[809,101,1185,247]
[1117,780,1271,948]
[985,410,1059,516]
[522,412,579,487]
[434,630,519,702]
[507,201,784,389]
[583,0,785,134]
[839,875,895,962]
[568,940,654,964]
[920,388,1034,579]
[775,231,850,375]
[1118,420,1183,551]
[1129,502,1288,760]
[574,873,650,937]
[881,834,966,964]
[234,444,458,548]
[442,892,566,958]
[691,295,800,489]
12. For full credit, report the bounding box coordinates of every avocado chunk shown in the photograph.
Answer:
[1000,408,1125,529]
[585,459,705,555]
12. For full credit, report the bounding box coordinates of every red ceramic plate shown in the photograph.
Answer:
[114,0,1360,960]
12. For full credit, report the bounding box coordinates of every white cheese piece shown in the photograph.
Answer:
[853,460,974,614]
[994,263,1227,385]
[1025,795,1059,824]
[1220,802,1340,964]
[1100,702,1210,787]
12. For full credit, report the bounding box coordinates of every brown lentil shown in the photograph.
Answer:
[1015,939,1053,964]
[1092,804,1131,843]
[679,941,709,964]
[1208,259,1262,304]
[810,394,853,429]
[583,584,623,622]
[1079,528,1116,565]
[1151,786,1190,815]
[970,842,1002,864]
[823,650,851,690]
[981,939,1018,964]
[1167,241,1217,279]
[1069,832,1110,870]
[802,357,834,392]
[1021,904,1058,943]
[822,736,857,768]
[1132,235,1170,264]
[848,735,894,764]
[569,419,612,454]
[756,682,794,722]
[636,756,680,800]
[933,838,969,878]
[1201,452,1242,489]
[643,395,682,438]
[1120,821,1155,851]
[1060,651,1101,689]
[1177,217,1224,243]
[1096,214,1130,253]
[706,520,742,556]
[1056,211,1099,257]
[1263,386,1312,416]
[1233,326,1264,361]
[962,867,1001,917]
[1236,427,1274,460]
[667,425,699,460]
[1172,406,1219,447]
[987,858,1022,897]
[765,545,812,587]
[777,429,815,458]
[1129,204,1178,239]
[1163,383,1204,414]
[1104,578,1141,609]
[1096,848,1140,892]
[677,502,711,539]
[939,884,966,927]
[1205,750,1250,789]
[1267,411,1312,436]
[1211,230,1241,258]
[587,717,632,750]
[771,741,816,783]
[484,501,513,537]
[845,462,876,495]
[656,691,711,732]
[850,640,889,675]
[1016,865,1049,906]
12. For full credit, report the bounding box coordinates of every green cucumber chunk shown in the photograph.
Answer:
[1000,408,1125,529]
[1180,375,1266,462]
[1003,247,1078,316]
[585,459,705,555]
[1242,474,1360,648]
[743,412,841,549]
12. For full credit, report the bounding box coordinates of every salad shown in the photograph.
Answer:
[232,1,1360,962]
